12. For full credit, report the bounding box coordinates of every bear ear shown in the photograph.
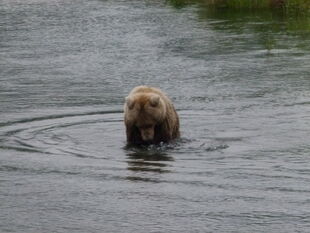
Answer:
[125,96,135,110]
[150,95,160,107]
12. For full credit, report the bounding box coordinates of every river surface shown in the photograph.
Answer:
[1,0,310,232]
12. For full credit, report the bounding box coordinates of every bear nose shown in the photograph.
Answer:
[141,131,153,142]
[143,134,152,141]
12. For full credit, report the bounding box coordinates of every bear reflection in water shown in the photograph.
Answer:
[124,86,180,146]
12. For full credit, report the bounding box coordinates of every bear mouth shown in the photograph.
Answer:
[141,139,154,145]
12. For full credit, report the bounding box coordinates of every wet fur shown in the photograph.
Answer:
[124,86,180,145]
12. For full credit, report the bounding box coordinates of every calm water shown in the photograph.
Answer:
[1,0,310,232]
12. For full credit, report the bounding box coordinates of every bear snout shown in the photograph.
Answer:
[140,128,155,142]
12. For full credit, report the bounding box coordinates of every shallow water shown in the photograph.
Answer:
[1,0,310,232]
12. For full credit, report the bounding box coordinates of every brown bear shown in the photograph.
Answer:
[124,86,180,145]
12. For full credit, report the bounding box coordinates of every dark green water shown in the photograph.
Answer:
[1,0,310,232]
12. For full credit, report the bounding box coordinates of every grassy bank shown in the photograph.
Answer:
[205,0,310,15]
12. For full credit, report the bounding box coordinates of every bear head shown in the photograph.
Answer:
[125,93,167,142]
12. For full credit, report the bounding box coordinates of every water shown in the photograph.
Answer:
[1,0,310,232]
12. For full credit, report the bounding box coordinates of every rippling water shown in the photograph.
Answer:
[1,0,310,232]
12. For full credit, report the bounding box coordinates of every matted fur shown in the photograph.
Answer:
[124,86,180,145]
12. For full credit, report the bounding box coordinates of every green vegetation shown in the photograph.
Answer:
[208,0,310,15]
[205,0,271,9]
[168,0,310,15]
[283,0,310,15]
